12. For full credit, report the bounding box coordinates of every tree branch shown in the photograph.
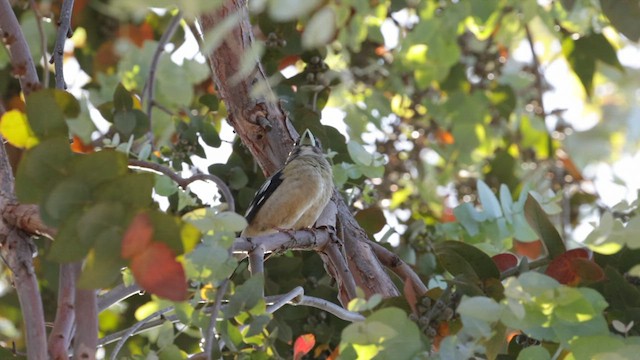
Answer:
[110,307,174,360]
[0,134,46,359]
[97,283,142,313]
[294,295,364,322]
[74,288,98,360]
[143,10,182,144]
[368,240,428,296]
[128,159,235,212]
[0,229,47,359]
[48,262,80,360]
[0,0,41,94]
[99,289,365,349]
[198,0,400,303]
[28,0,49,88]
[203,280,228,359]
[198,0,294,174]
[233,228,330,253]
[51,0,75,90]
[2,203,56,239]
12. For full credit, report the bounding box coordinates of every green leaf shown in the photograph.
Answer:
[600,0,640,42]
[113,83,133,111]
[347,141,373,166]
[201,121,222,148]
[71,150,128,188]
[268,0,321,22]
[245,314,272,338]
[562,34,622,97]
[453,202,487,236]
[48,212,89,262]
[516,346,550,360]
[114,111,137,138]
[41,178,91,226]
[77,227,126,289]
[159,344,184,360]
[26,89,70,139]
[524,194,566,258]
[16,136,73,203]
[199,94,219,111]
[148,210,184,255]
[434,241,500,280]
[477,180,502,219]
[76,202,126,243]
[53,90,81,118]
[570,335,625,360]
[156,321,175,349]
[155,174,179,196]
[95,173,154,208]
[225,275,265,319]
[302,6,336,49]
[185,239,236,283]
[355,206,386,235]
[183,209,248,234]
[228,167,249,190]
[457,296,503,338]
[340,307,424,359]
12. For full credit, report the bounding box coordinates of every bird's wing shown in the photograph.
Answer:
[244,169,284,224]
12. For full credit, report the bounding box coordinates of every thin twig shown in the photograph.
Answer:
[368,240,428,296]
[99,289,366,348]
[29,0,49,88]
[51,0,74,90]
[143,10,182,145]
[266,286,303,314]
[203,280,228,360]
[128,160,235,212]
[294,295,365,322]
[74,288,98,360]
[524,25,553,158]
[99,316,171,346]
[110,307,174,360]
[97,283,142,313]
[0,0,41,94]
[48,262,80,360]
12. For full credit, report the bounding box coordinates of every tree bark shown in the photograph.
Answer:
[199,0,399,301]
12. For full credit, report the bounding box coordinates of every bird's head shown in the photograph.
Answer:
[299,129,318,148]
[287,129,323,161]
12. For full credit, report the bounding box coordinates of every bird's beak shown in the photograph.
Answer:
[300,129,317,147]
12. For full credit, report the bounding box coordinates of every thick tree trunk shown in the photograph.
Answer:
[199,0,399,301]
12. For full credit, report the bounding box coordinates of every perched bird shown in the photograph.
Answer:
[241,129,333,237]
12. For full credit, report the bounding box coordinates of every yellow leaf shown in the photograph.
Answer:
[0,110,39,148]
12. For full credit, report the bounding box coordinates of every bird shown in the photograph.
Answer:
[241,129,333,237]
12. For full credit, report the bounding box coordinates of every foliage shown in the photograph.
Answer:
[1,0,639,359]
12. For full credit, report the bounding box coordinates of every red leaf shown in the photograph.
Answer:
[71,135,94,154]
[278,55,300,71]
[130,242,188,301]
[545,248,598,286]
[513,239,544,260]
[293,333,315,360]
[571,257,605,284]
[121,213,153,259]
[492,253,519,272]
